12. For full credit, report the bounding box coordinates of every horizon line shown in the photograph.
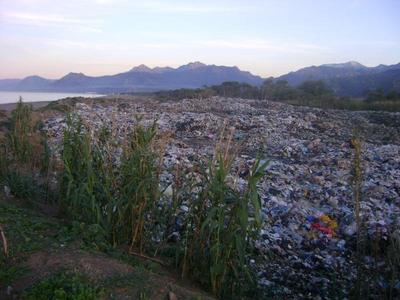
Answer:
[1,60,399,80]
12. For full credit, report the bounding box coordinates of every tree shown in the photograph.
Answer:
[298,80,333,97]
[366,88,386,102]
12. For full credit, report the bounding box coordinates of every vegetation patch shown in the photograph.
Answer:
[153,80,400,112]
[23,272,103,300]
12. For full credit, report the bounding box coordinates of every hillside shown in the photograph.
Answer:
[328,68,400,96]
[277,61,400,96]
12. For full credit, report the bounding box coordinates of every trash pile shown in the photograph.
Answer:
[42,96,400,298]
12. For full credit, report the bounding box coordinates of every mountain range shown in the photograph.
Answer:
[0,62,263,94]
[277,61,400,96]
[1,61,399,97]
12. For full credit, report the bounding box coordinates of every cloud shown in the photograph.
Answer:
[1,11,103,32]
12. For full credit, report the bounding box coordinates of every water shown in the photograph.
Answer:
[0,91,104,104]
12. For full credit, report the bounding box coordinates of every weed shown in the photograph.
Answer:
[0,202,65,257]
[0,142,8,181]
[7,98,35,164]
[3,171,40,201]
[0,98,53,204]
[0,265,28,286]
[23,272,103,300]
[351,136,365,299]
[350,136,400,299]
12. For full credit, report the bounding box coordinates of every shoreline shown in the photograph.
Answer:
[0,100,53,111]
[0,91,105,111]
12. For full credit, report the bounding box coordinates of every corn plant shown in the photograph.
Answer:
[115,119,160,253]
[61,115,104,226]
[176,133,268,298]
[60,115,163,251]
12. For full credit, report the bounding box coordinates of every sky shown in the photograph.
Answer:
[0,0,399,79]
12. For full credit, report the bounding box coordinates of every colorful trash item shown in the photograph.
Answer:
[306,214,338,237]
[319,214,338,231]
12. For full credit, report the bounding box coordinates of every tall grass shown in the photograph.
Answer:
[351,136,364,299]
[0,98,52,202]
[115,119,160,252]
[60,114,115,244]
[59,116,267,297]
[0,142,8,181]
[174,131,268,298]
[7,97,34,164]
[61,114,98,222]
[350,136,400,299]
[60,114,161,251]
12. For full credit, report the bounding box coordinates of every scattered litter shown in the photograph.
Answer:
[41,97,400,298]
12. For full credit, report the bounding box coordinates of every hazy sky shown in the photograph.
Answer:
[1,0,399,79]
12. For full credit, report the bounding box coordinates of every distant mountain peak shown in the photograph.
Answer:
[322,61,366,69]
[17,75,52,88]
[178,61,207,70]
[153,66,173,73]
[62,72,87,78]
[277,61,400,96]
[129,64,153,72]
[23,75,46,80]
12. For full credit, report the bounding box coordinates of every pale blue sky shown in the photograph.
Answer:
[0,0,399,79]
